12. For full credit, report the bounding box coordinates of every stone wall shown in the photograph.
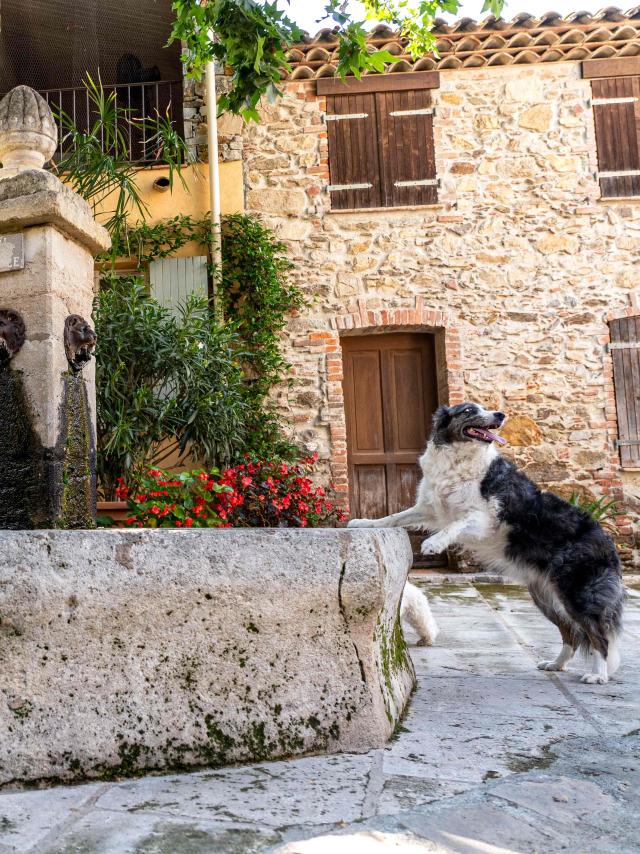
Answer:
[183,74,243,164]
[240,62,640,565]
[0,528,414,785]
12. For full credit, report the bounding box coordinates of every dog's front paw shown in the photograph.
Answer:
[347,518,375,528]
[420,536,444,556]
[581,673,609,685]
[537,660,566,672]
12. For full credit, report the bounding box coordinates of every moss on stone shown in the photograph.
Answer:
[377,607,412,723]
[0,368,52,528]
[0,366,96,529]
[59,373,96,529]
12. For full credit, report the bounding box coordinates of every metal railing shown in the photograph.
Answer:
[22,79,185,163]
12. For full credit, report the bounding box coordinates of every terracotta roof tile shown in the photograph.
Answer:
[285,7,640,77]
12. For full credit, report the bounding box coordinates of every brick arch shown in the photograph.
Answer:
[316,297,465,510]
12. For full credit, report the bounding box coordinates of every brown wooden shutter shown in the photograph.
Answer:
[609,317,640,466]
[375,88,437,207]
[590,76,640,199]
[321,72,439,210]
[325,93,382,210]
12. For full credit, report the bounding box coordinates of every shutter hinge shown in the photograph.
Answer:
[325,113,368,121]
[590,96,639,107]
[389,107,436,117]
[597,169,640,179]
[616,439,640,447]
[393,178,439,188]
[607,341,640,351]
[327,182,373,192]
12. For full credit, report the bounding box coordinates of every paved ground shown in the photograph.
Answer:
[1,580,639,854]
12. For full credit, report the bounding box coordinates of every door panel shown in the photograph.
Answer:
[385,346,431,452]
[350,351,385,452]
[355,466,388,520]
[393,463,421,515]
[342,333,443,566]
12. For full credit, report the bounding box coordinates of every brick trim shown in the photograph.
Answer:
[317,297,465,514]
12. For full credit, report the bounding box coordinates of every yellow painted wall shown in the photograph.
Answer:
[130,161,245,224]
[84,160,244,259]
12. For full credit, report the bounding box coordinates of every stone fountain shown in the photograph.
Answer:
[0,87,414,787]
[0,85,110,528]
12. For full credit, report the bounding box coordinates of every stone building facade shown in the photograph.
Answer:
[231,18,640,565]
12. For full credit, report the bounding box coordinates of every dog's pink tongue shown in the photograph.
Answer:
[487,431,507,445]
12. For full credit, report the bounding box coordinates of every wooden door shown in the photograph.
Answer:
[342,333,440,563]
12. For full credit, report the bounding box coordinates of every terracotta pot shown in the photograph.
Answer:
[96,501,129,525]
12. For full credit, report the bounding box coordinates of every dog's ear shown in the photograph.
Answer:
[432,405,451,430]
[430,406,452,444]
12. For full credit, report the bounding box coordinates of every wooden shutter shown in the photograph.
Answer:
[583,60,640,199]
[609,317,640,466]
[321,72,439,210]
[149,256,209,319]
[325,93,382,210]
[375,88,437,207]
[590,76,640,198]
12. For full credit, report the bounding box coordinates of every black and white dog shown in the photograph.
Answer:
[349,403,625,684]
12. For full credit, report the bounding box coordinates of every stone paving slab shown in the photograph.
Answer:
[1,580,638,854]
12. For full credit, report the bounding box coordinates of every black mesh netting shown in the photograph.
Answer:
[0,0,182,90]
[0,0,184,157]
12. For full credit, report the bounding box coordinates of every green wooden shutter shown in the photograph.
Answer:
[149,256,209,318]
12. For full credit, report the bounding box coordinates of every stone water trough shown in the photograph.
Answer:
[0,528,414,786]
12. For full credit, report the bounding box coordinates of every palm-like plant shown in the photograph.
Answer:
[53,75,194,237]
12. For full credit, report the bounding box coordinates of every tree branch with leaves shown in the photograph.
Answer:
[170,0,505,121]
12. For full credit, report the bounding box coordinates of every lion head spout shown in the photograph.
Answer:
[0,308,25,368]
[64,315,97,373]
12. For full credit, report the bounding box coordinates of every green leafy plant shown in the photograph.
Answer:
[95,275,248,498]
[54,75,193,235]
[104,214,212,266]
[101,213,305,461]
[216,214,306,458]
[170,0,505,121]
[569,493,619,532]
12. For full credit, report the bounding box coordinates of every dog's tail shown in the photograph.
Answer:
[401,581,439,646]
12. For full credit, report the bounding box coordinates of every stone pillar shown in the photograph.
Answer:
[0,86,110,529]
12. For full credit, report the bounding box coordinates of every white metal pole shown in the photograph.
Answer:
[205,32,222,291]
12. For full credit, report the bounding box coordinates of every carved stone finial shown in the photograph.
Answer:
[0,308,26,368]
[0,86,58,175]
[64,315,97,373]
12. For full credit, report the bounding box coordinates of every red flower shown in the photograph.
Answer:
[150,505,161,515]
[241,476,253,487]
[198,472,208,482]
[184,518,194,527]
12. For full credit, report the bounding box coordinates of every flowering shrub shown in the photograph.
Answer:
[214,455,346,527]
[112,469,229,528]
[107,456,346,529]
